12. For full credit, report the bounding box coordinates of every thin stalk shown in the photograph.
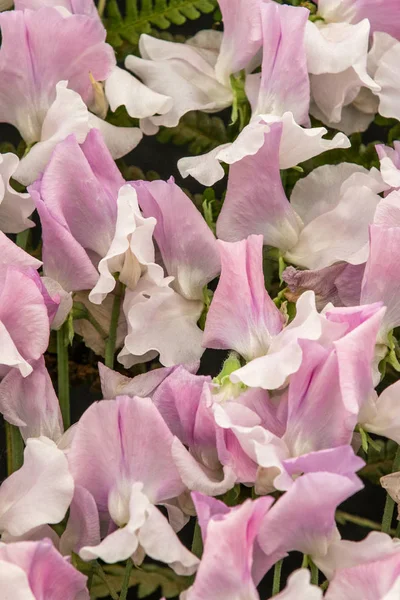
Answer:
[57,322,70,429]
[5,422,24,474]
[272,559,283,595]
[382,445,400,533]
[119,559,134,600]
[105,283,123,369]
[93,562,119,600]
[337,510,396,535]
[191,520,203,558]
[310,560,319,586]
[98,0,106,17]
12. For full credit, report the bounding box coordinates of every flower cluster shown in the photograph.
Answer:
[2,0,400,598]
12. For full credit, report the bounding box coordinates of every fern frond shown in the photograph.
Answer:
[157,111,228,155]
[104,0,217,58]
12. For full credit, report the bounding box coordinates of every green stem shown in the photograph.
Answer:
[98,0,106,17]
[105,284,123,369]
[272,559,283,595]
[16,229,30,250]
[119,559,133,600]
[93,562,119,600]
[382,446,400,533]
[5,422,24,475]
[310,560,319,586]
[57,322,70,429]
[191,520,203,558]
[336,510,396,535]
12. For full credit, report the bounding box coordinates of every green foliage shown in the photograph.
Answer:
[157,110,229,155]
[104,0,217,58]
[90,562,192,599]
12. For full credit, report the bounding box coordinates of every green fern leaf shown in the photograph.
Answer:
[157,111,229,155]
[104,0,217,58]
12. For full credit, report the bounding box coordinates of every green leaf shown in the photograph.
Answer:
[90,563,192,599]
[104,0,217,58]
[157,110,228,155]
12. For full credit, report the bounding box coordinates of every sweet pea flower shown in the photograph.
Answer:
[118,178,220,368]
[0,153,34,233]
[67,395,199,573]
[257,472,364,574]
[376,141,400,189]
[305,7,379,134]
[0,265,50,378]
[315,531,400,599]
[0,356,63,443]
[118,0,267,131]
[0,8,142,185]
[183,492,273,600]
[0,7,113,142]
[0,539,89,599]
[314,0,400,40]
[178,4,350,188]
[0,437,74,538]
[217,123,388,270]
[14,0,98,17]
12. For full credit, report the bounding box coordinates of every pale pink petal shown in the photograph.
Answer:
[258,473,363,566]
[105,66,173,119]
[89,184,162,304]
[255,3,309,125]
[0,7,114,142]
[15,0,98,18]
[186,494,272,600]
[88,113,143,160]
[325,552,400,600]
[125,36,231,128]
[0,153,34,233]
[134,178,220,301]
[214,0,263,84]
[361,225,400,340]
[138,504,199,575]
[274,570,323,600]
[0,267,50,373]
[315,531,400,580]
[203,236,284,360]
[98,362,193,400]
[68,396,185,509]
[41,277,73,330]
[0,560,35,600]
[361,380,400,444]
[0,539,89,599]
[0,232,41,270]
[119,280,204,368]
[375,41,400,121]
[14,83,90,187]
[0,437,74,537]
[216,124,300,250]
[231,291,323,389]
[59,486,100,556]
[305,19,371,75]
[0,356,63,442]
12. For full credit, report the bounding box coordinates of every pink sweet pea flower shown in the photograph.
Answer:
[0,356,63,443]
[14,0,98,17]
[184,492,273,600]
[0,538,89,599]
[257,472,363,573]
[67,395,199,573]
[118,178,220,368]
[217,124,388,270]
[0,7,113,143]
[0,437,74,538]
[0,266,50,378]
